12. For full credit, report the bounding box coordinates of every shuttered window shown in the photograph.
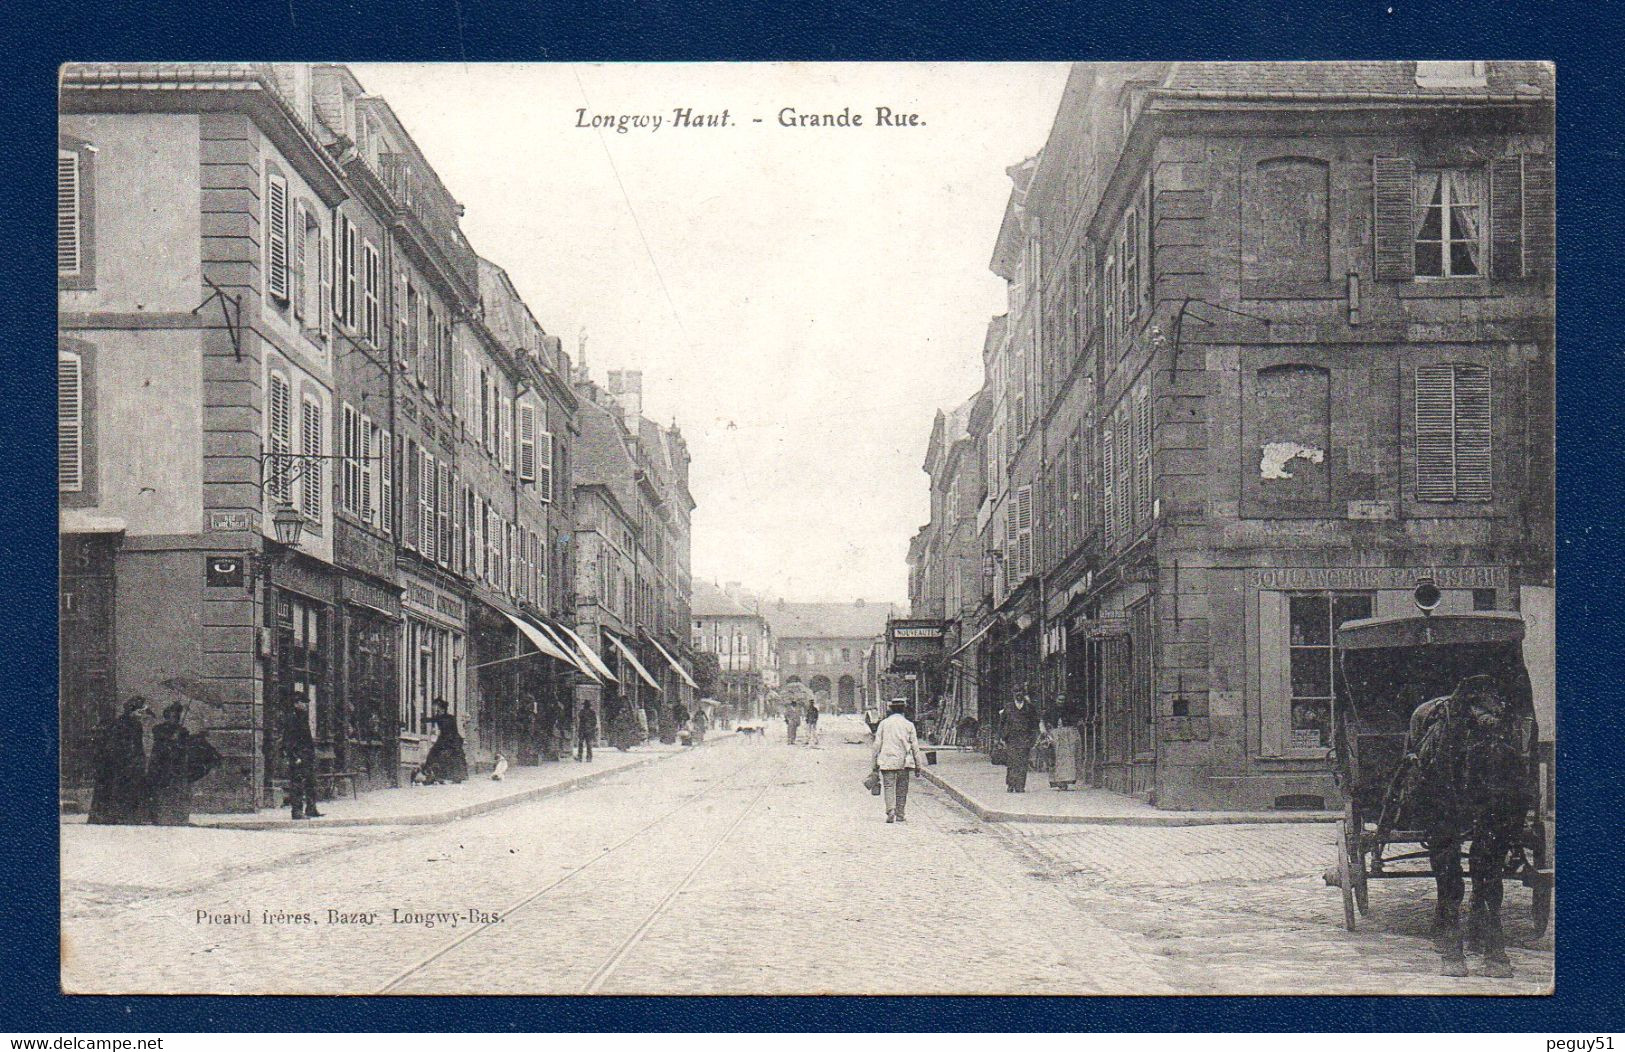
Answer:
[299,396,323,521]
[501,396,514,471]
[58,150,82,276]
[1415,364,1492,502]
[1134,385,1152,522]
[437,461,452,567]
[343,219,359,328]
[266,174,290,302]
[341,402,360,514]
[518,403,537,482]
[402,439,418,550]
[318,226,332,339]
[420,449,437,563]
[1102,425,1117,548]
[359,415,374,524]
[379,428,393,534]
[267,372,293,503]
[1011,484,1033,581]
[363,241,380,346]
[538,430,554,502]
[58,351,83,492]
[1373,157,1416,281]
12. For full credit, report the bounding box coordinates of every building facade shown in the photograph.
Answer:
[56,63,637,813]
[769,600,898,714]
[691,580,778,720]
[930,61,1554,810]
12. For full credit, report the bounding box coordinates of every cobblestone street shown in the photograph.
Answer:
[60,717,1552,995]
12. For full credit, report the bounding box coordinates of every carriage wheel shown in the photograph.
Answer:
[1347,803,1370,916]
[1336,809,1360,931]
[1529,818,1552,937]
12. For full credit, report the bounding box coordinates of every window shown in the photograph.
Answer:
[1415,363,1492,502]
[425,305,438,390]
[379,427,393,534]
[1133,385,1152,522]
[1120,208,1140,327]
[538,429,555,502]
[1101,424,1116,548]
[266,174,290,302]
[518,403,537,482]
[1287,593,1373,750]
[363,241,380,346]
[299,395,324,523]
[58,351,83,492]
[359,414,374,525]
[267,371,293,503]
[343,219,359,327]
[501,396,514,471]
[419,448,437,563]
[58,144,93,283]
[294,204,324,328]
[341,403,361,515]
[437,461,451,567]
[1415,169,1486,278]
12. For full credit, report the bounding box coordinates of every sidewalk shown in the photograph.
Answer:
[63,734,732,832]
[919,748,1338,826]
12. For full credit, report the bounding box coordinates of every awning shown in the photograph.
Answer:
[606,632,662,693]
[504,612,590,674]
[549,620,619,683]
[643,632,699,690]
[950,620,995,657]
[524,616,601,681]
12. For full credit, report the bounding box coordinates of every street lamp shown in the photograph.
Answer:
[271,502,306,547]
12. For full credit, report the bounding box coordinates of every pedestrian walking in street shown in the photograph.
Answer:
[871,698,924,823]
[804,699,820,746]
[422,698,469,784]
[1000,692,1041,793]
[783,699,802,745]
[283,696,322,820]
[88,696,151,825]
[147,702,200,825]
[575,699,597,762]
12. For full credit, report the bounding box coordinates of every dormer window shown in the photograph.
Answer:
[1415,61,1487,88]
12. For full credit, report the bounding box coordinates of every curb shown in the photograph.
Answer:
[194,733,735,831]
[918,766,1338,827]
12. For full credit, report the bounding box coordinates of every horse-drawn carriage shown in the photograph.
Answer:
[1326,580,1552,974]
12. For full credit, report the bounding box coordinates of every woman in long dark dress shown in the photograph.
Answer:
[1001,693,1041,793]
[147,702,194,825]
[422,698,469,784]
[89,697,151,824]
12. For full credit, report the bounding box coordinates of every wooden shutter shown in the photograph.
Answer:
[1415,365,1456,500]
[58,352,83,491]
[437,461,451,566]
[267,174,289,301]
[538,430,554,502]
[501,395,514,471]
[359,415,374,522]
[341,402,358,513]
[58,150,81,276]
[318,227,332,339]
[1134,386,1152,522]
[292,202,307,321]
[364,242,380,345]
[1522,155,1555,278]
[267,372,292,503]
[1372,156,1416,281]
[450,473,463,574]
[421,449,436,563]
[380,428,393,534]
[300,397,323,521]
[518,403,537,482]
[402,438,418,550]
[344,220,358,326]
[1102,426,1116,547]
[331,217,346,323]
[1489,157,1525,280]
[1453,365,1493,501]
[1015,484,1033,580]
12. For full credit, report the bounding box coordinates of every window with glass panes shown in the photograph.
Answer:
[1287,592,1373,750]
[1414,169,1486,278]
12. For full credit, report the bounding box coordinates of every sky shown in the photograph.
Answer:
[350,63,1071,605]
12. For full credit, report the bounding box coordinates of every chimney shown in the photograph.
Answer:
[608,369,644,426]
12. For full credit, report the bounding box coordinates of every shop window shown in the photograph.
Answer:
[1286,592,1372,750]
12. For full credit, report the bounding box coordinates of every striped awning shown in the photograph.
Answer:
[504,612,592,677]
[606,632,662,692]
[549,620,619,683]
[642,632,698,690]
[523,616,601,681]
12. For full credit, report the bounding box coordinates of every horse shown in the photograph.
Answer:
[1382,674,1531,978]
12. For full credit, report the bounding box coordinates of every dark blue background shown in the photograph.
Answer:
[5,0,1619,1032]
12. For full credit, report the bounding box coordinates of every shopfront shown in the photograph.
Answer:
[336,575,400,790]
[399,573,468,779]
[265,552,337,799]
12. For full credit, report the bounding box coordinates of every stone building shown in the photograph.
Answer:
[951,61,1554,810]
[769,600,898,714]
[57,63,591,812]
[691,580,778,721]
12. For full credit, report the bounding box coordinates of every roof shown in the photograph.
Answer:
[692,579,764,619]
[766,600,899,641]
[1162,61,1553,101]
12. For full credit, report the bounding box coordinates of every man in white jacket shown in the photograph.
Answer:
[871,698,924,823]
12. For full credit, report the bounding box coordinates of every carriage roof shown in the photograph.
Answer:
[1335,611,1526,651]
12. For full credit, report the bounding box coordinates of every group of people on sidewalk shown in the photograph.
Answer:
[781,697,821,745]
[89,696,221,826]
